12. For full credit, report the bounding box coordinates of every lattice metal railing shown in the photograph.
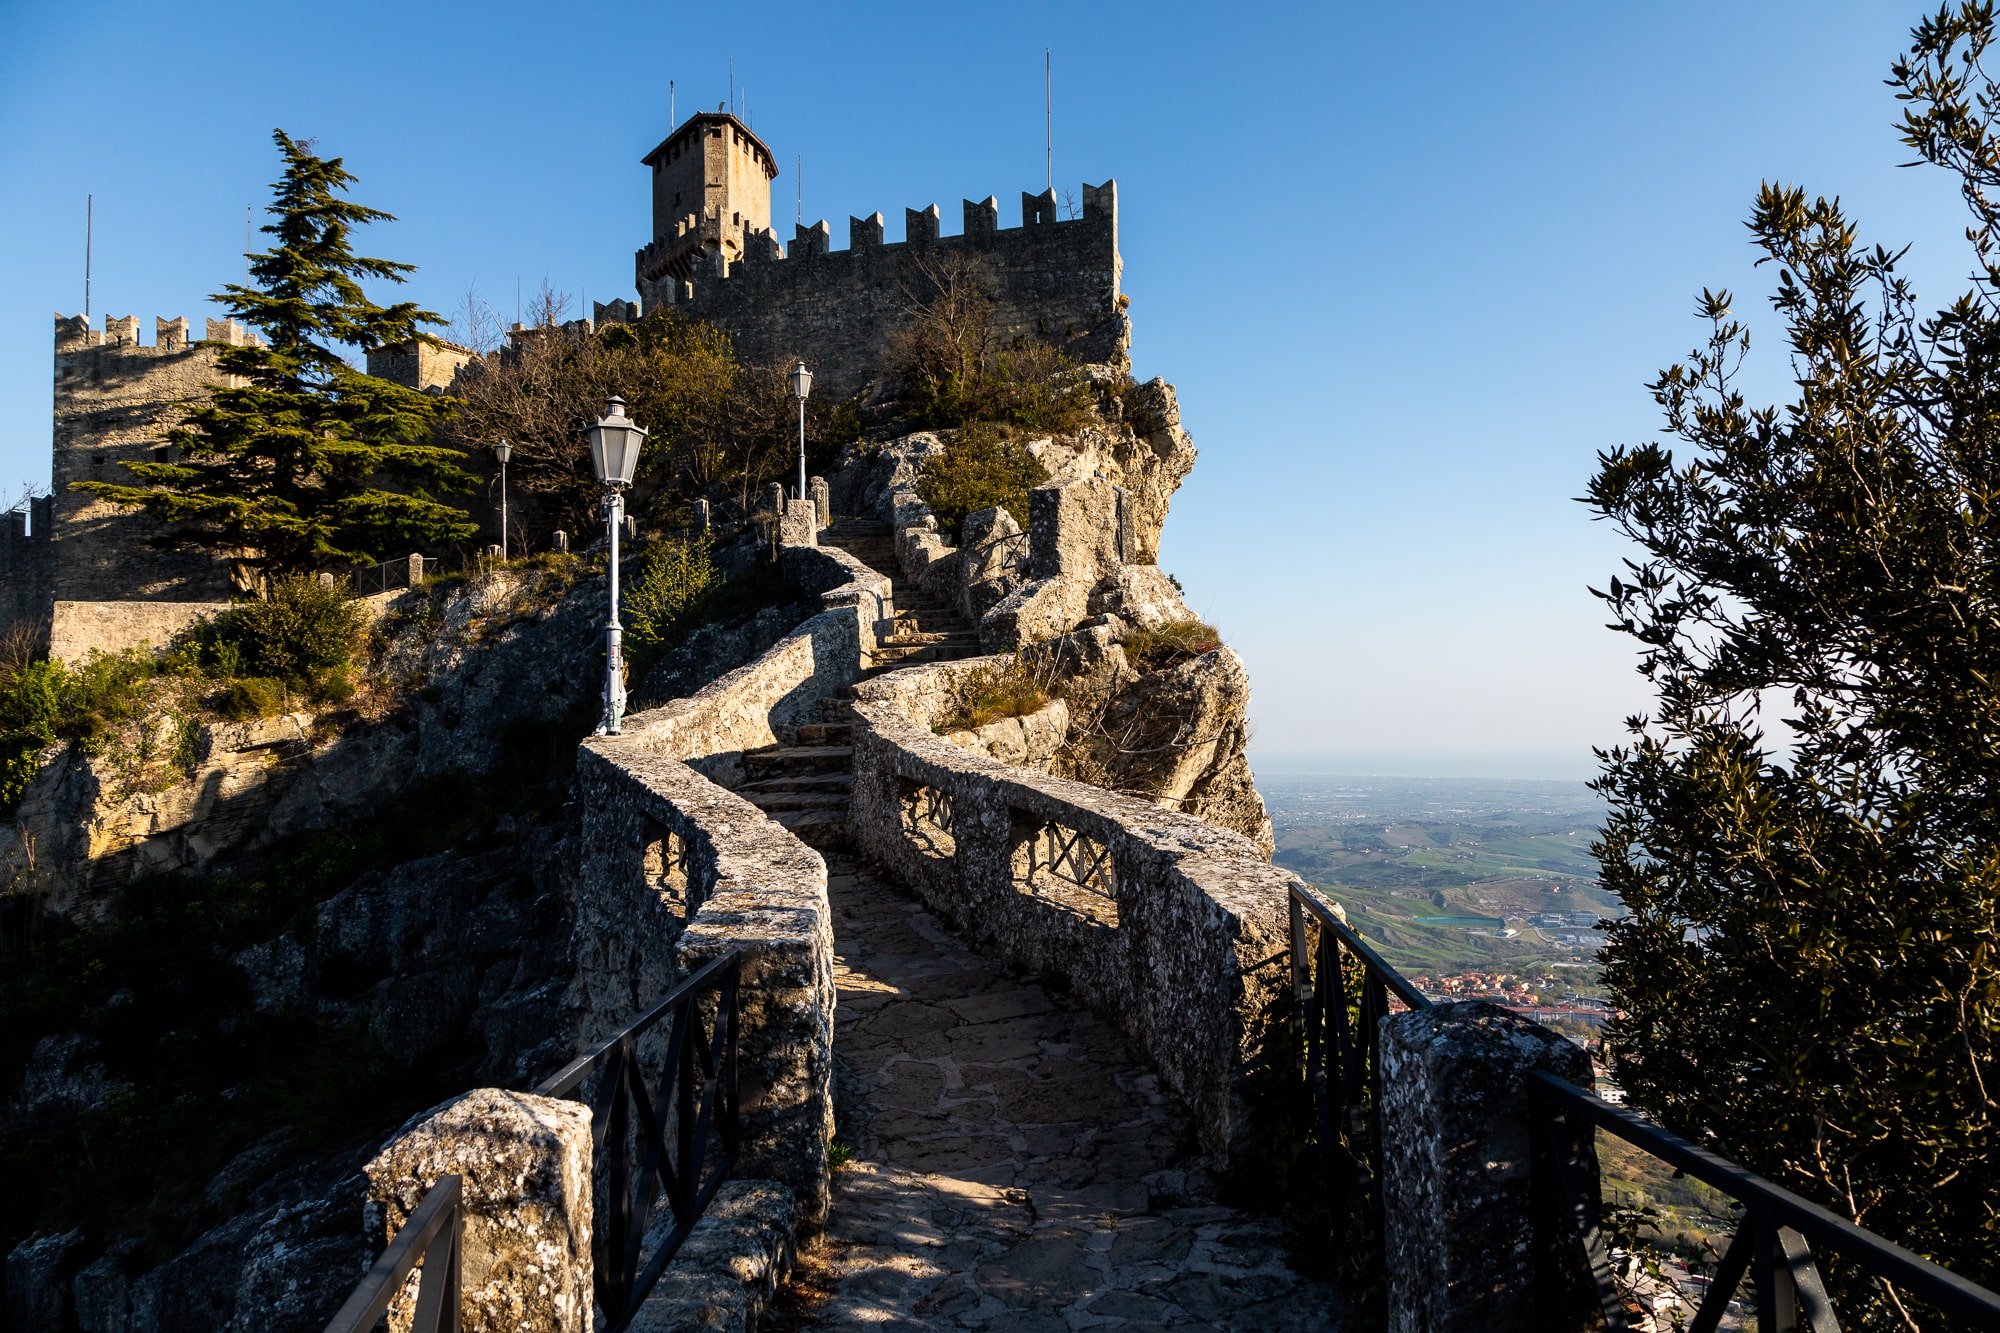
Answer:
[1022,819,1114,898]
[535,950,742,1331]
[1288,883,1430,1239]
[898,781,956,859]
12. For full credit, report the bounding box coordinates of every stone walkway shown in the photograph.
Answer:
[801,851,1346,1331]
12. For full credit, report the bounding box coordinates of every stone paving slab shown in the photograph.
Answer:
[805,853,1347,1330]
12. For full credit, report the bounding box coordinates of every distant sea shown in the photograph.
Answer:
[1253,772,1605,825]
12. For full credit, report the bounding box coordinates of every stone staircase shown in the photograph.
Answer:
[727,516,984,848]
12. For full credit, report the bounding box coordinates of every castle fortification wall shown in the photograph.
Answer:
[50,314,249,605]
[640,182,1127,401]
[0,497,56,645]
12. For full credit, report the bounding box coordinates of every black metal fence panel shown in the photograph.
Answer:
[535,949,743,1332]
[322,1174,463,1333]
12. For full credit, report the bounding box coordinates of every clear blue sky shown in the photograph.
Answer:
[0,2,1972,778]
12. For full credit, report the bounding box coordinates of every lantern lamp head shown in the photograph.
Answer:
[789,360,813,402]
[494,438,511,466]
[585,396,647,488]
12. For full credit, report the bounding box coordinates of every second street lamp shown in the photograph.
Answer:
[583,396,647,736]
[789,360,812,503]
[494,437,511,559]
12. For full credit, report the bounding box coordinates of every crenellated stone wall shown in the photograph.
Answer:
[49,314,257,607]
[638,184,1126,403]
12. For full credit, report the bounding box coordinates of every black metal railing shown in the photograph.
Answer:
[1528,1072,2000,1331]
[535,949,742,1332]
[322,1174,463,1333]
[1286,882,1431,1233]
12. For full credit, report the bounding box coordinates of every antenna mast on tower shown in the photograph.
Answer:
[670,79,676,130]
[246,203,253,279]
[1046,48,1052,193]
[84,194,92,321]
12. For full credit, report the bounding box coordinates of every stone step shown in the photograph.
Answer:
[870,644,980,666]
[795,721,852,744]
[743,745,854,770]
[772,807,849,848]
[745,791,851,813]
[736,772,852,794]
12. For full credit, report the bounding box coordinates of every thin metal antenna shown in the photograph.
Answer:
[84,194,92,321]
[670,79,676,130]
[245,203,253,280]
[796,154,801,226]
[729,59,734,116]
[1046,48,1052,193]
[516,276,521,324]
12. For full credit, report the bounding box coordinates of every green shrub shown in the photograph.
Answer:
[625,535,720,648]
[216,677,285,720]
[1124,619,1222,674]
[913,424,1051,543]
[0,652,158,810]
[984,341,1094,436]
[212,577,363,683]
[309,667,355,706]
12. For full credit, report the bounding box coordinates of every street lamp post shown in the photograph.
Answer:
[494,438,511,558]
[789,360,812,502]
[584,396,647,736]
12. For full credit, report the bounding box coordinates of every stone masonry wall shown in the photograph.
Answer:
[0,497,55,645]
[642,183,1126,402]
[51,314,250,604]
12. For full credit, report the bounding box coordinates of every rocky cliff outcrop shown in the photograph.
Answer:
[3,565,605,925]
[829,375,1273,853]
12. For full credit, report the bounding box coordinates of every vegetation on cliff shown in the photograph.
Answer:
[73,130,477,583]
[893,253,1096,434]
[912,423,1051,541]
[1586,6,2000,1316]
[445,297,858,539]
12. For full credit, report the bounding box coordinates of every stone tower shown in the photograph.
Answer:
[634,110,778,290]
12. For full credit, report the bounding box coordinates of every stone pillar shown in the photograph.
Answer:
[779,498,819,549]
[553,531,569,554]
[765,482,784,514]
[406,553,425,586]
[1378,1002,1596,1333]
[691,499,710,535]
[364,1088,594,1333]
[808,476,830,529]
[317,571,335,589]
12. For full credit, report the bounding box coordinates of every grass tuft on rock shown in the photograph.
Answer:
[935,658,1052,733]
[1123,619,1222,674]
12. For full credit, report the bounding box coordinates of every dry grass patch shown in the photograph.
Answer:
[934,657,1052,733]
[1123,618,1222,673]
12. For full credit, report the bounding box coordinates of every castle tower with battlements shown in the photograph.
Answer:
[630,113,1129,404]
[636,110,779,289]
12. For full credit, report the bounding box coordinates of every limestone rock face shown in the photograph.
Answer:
[959,506,1028,618]
[4,565,606,925]
[1087,564,1193,631]
[1049,643,1273,857]
[6,1230,87,1333]
[942,698,1070,772]
[364,1088,594,1333]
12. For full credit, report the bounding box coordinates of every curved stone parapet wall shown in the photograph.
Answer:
[846,656,1296,1170]
[567,548,887,1230]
